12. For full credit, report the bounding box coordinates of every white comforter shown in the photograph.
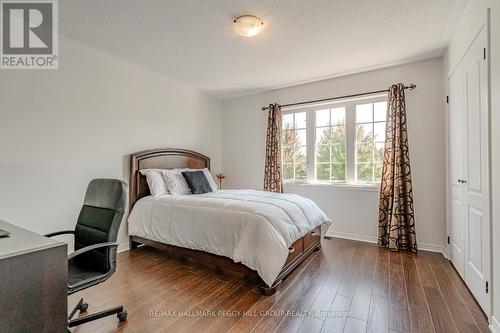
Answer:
[128,189,331,286]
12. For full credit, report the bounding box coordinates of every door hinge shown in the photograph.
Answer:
[486,281,489,293]
[447,236,450,244]
[446,96,449,104]
[484,48,486,60]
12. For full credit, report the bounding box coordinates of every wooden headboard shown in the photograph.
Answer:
[129,148,210,210]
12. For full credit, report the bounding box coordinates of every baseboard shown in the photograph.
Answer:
[418,242,447,255]
[118,242,130,253]
[328,231,447,257]
[328,231,378,244]
[121,231,447,256]
[490,316,500,333]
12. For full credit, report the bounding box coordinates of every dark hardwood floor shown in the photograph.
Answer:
[69,238,489,333]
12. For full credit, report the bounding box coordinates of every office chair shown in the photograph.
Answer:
[46,178,128,332]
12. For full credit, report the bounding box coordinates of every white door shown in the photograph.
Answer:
[447,67,465,278]
[447,24,490,315]
[462,25,490,314]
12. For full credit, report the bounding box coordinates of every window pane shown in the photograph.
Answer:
[331,107,345,126]
[331,163,345,181]
[356,143,373,163]
[374,102,387,122]
[331,144,346,163]
[374,163,383,182]
[356,103,373,123]
[316,163,330,181]
[374,143,385,163]
[356,123,373,142]
[283,130,296,146]
[316,109,330,127]
[316,145,330,163]
[294,112,307,129]
[283,146,294,164]
[284,164,293,180]
[295,163,307,180]
[296,129,306,146]
[316,127,331,145]
[373,122,386,142]
[296,146,307,164]
[282,114,293,130]
[357,163,373,182]
[330,125,346,144]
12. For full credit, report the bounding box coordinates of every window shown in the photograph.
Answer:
[282,96,387,185]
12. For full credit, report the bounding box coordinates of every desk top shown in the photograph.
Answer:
[0,220,66,260]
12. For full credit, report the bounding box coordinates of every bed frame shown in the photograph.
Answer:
[128,148,321,295]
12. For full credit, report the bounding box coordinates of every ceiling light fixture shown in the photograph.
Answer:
[233,15,264,37]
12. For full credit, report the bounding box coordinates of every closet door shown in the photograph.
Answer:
[462,25,490,314]
[447,65,465,278]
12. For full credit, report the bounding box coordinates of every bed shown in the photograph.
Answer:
[127,148,331,295]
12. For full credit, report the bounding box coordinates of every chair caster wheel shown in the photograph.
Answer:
[79,302,88,312]
[118,310,127,322]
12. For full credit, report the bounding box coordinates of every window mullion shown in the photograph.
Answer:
[306,110,315,181]
[346,102,356,183]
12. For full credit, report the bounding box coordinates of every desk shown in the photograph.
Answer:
[0,220,67,332]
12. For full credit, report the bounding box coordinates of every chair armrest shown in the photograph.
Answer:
[45,230,75,238]
[68,242,119,261]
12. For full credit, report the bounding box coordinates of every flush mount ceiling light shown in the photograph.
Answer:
[233,15,264,37]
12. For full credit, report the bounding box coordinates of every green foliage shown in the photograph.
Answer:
[316,126,346,181]
[354,125,385,182]
[283,124,306,180]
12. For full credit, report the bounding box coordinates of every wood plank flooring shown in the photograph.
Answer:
[69,238,489,333]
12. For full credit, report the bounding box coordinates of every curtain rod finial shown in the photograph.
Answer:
[409,83,416,90]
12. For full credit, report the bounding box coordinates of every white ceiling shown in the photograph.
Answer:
[59,0,467,99]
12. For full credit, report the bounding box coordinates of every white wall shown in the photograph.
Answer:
[445,1,499,328]
[222,58,446,251]
[0,36,223,249]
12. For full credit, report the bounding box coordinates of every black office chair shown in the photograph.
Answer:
[46,178,128,332]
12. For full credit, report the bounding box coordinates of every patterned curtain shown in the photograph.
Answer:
[378,84,417,252]
[264,103,283,193]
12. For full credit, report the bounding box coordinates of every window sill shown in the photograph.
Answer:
[284,181,381,191]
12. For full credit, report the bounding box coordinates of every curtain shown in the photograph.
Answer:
[378,84,417,252]
[264,103,283,193]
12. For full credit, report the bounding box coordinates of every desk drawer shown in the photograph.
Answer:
[304,226,321,250]
[285,238,303,265]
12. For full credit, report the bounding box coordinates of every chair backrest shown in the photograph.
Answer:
[74,179,127,274]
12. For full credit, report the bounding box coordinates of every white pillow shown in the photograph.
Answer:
[163,169,191,196]
[201,168,218,192]
[140,169,169,196]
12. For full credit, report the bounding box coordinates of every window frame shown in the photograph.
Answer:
[281,94,387,187]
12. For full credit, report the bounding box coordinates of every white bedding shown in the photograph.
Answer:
[128,189,331,286]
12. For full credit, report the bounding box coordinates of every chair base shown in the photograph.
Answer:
[67,297,127,331]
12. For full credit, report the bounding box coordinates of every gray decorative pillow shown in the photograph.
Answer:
[181,170,213,194]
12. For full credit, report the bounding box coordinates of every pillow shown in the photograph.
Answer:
[201,168,218,192]
[163,169,191,196]
[181,170,213,194]
[140,169,169,196]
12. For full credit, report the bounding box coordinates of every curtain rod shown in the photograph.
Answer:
[261,83,416,111]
